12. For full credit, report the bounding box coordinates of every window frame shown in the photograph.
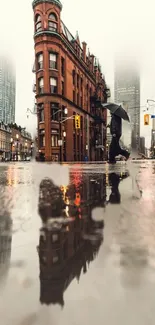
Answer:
[48,12,58,32]
[38,77,44,94]
[49,52,57,70]
[38,104,44,122]
[51,103,59,121]
[35,14,42,32]
[62,81,65,96]
[61,57,65,76]
[50,77,58,94]
[37,53,43,70]
[51,134,59,147]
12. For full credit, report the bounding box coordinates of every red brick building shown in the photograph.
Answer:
[32,0,110,162]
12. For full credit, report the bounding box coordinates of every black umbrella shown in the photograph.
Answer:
[101,103,130,122]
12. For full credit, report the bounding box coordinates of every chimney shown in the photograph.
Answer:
[90,55,94,72]
[82,42,87,62]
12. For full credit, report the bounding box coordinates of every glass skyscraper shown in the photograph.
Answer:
[114,62,140,149]
[0,57,16,124]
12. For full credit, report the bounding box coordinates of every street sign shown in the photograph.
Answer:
[151,115,155,118]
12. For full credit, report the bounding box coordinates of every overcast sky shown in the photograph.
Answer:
[0,0,155,144]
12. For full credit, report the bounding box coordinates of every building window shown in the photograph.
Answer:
[72,70,75,86]
[80,96,83,107]
[52,234,59,243]
[61,57,65,76]
[73,133,76,150]
[35,14,42,32]
[77,134,80,151]
[62,81,64,96]
[40,130,45,147]
[38,77,44,94]
[49,53,57,69]
[51,103,59,121]
[81,116,83,131]
[73,112,76,130]
[81,78,83,91]
[77,93,79,106]
[51,134,58,147]
[50,77,57,93]
[48,13,58,32]
[52,154,59,162]
[81,135,83,156]
[77,74,79,89]
[73,90,75,103]
[38,104,44,122]
[37,53,43,70]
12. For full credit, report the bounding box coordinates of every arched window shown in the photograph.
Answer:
[38,77,44,94]
[48,12,58,32]
[35,14,42,32]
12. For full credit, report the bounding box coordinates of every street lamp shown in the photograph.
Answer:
[63,131,66,137]
[64,107,68,115]
[52,106,68,119]
[10,138,13,161]
[146,99,155,111]
[16,134,19,161]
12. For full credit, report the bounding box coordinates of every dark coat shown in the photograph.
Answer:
[110,115,122,137]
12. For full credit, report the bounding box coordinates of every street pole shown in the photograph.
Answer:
[10,138,13,161]
[16,134,19,161]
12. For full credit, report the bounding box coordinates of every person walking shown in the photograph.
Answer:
[108,113,130,163]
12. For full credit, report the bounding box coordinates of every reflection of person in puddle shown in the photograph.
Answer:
[108,172,129,204]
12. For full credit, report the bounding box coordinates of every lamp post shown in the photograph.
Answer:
[58,108,68,163]
[16,134,19,161]
[62,131,66,161]
[10,138,13,161]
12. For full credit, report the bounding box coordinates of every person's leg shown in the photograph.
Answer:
[109,137,117,162]
[117,137,130,160]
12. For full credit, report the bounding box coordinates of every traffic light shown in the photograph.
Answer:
[144,114,149,125]
[75,115,80,129]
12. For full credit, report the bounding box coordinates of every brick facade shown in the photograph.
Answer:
[32,0,110,162]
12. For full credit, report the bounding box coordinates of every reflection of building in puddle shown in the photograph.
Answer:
[0,167,13,287]
[6,165,18,187]
[0,216,12,279]
[37,172,106,307]
[38,179,66,222]
[120,245,148,287]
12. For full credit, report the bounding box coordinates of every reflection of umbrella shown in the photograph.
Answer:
[101,103,130,122]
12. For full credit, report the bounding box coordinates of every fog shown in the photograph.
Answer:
[0,0,155,143]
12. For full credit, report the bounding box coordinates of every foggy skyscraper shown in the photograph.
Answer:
[0,57,16,124]
[114,60,140,149]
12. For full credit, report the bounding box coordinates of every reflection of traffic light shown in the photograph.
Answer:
[75,115,80,129]
[144,114,149,125]
[74,192,81,206]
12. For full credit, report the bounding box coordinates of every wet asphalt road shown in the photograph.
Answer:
[0,160,155,325]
